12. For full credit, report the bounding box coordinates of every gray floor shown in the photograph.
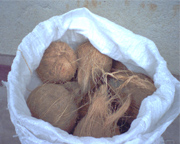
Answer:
[0,85,179,144]
[0,86,20,144]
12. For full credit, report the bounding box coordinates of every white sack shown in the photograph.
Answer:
[5,8,180,144]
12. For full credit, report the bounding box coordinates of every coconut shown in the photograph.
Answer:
[36,41,78,83]
[73,85,131,138]
[27,83,78,133]
[106,70,156,128]
[77,41,112,94]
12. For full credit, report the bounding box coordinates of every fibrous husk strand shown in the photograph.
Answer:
[73,85,131,137]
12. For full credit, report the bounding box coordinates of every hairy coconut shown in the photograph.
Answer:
[107,70,156,128]
[73,85,131,138]
[27,83,78,133]
[36,41,77,83]
[77,41,112,94]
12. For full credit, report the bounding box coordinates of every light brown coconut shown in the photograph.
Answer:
[73,85,131,138]
[106,70,156,128]
[27,83,78,133]
[77,41,112,94]
[36,41,78,83]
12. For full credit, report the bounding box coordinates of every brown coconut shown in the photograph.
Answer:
[107,70,156,126]
[77,41,112,94]
[27,83,78,133]
[73,85,131,138]
[36,41,78,83]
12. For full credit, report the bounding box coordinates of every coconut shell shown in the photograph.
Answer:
[77,41,112,94]
[27,83,78,133]
[36,41,77,83]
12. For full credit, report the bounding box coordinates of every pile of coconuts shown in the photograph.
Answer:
[27,41,156,137]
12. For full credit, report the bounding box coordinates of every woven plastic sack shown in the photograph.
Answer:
[4,8,180,144]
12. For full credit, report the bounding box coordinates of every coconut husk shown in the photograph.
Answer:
[36,41,78,83]
[73,85,131,138]
[106,70,156,129]
[76,41,112,94]
[27,83,78,133]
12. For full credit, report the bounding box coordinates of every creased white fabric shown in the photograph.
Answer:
[5,8,180,144]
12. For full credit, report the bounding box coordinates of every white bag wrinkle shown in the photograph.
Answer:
[5,8,180,144]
